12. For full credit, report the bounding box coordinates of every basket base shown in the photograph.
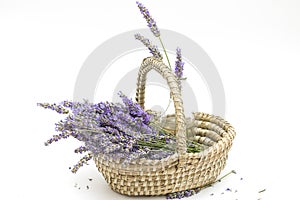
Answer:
[95,155,228,196]
[94,112,235,196]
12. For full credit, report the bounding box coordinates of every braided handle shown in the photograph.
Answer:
[135,57,187,155]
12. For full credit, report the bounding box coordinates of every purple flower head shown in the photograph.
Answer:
[134,33,162,60]
[136,1,160,37]
[175,47,184,79]
[118,91,151,124]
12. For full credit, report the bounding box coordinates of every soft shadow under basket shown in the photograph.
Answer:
[94,57,236,196]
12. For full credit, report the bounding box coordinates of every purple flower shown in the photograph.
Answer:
[135,33,162,59]
[175,47,184,79]
[40,92,177,171]
[175,47,184,90]
[74,146,88,154]
[39,92,206,172]
[136,1,160,37]
[118,91,151,124]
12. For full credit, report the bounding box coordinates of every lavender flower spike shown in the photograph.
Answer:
[37,102,69,114]
[175,47,184,79]
[136,1,160,37]
[135,33,163,60]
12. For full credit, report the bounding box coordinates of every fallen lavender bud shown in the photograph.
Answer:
[166,189,196,199]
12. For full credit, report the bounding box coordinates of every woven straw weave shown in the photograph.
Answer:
[94,57,236,196]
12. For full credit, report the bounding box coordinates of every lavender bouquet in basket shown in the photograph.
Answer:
[39,2,236,199]
[38,1,194,174]
[38,92,203,173]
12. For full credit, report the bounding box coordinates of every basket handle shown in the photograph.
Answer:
[135,57,187,155]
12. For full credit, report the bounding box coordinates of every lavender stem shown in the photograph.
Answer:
[159,36,171,69]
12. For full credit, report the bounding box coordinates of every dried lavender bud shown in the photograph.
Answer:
[74,146,88,154]
[166,189,196,199]
[136,1,160,37]
[135,33,162,59]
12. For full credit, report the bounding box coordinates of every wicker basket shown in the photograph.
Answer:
[94,57,236,196]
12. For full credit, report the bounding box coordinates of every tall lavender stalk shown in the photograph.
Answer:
[136,1,171,69]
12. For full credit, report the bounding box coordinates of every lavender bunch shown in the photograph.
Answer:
[38,93,159,171]
[39,92,204,173]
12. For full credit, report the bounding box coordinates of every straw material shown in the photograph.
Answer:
[94,57,236,196]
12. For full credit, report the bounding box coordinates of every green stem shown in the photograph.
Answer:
[137,141,174,151]
[215,170,236,182]
[159,36,172,69]
[258,189,266,193]
[158,36,173,114]
[199,170,237,190]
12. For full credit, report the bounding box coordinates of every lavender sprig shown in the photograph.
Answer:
[44,132,69,146]
[135,33,162,60]
[37,103,69,114]
[175,47,185,89]
[71,153,92,173]
[136,1,160,37]
[175,47,184,79]
[118,91,151,124]
[136,1,171,69]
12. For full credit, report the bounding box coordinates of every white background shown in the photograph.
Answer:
[1,0,299,199]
